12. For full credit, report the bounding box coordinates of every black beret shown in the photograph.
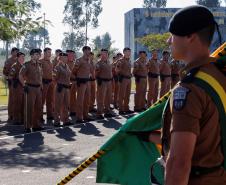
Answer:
[162,50,170,55]
[169,5,215,36]
[17,52,25,57]
[116,52,123,56]
[66,49,75,53]
[59,52,68,57]
[82,46,91,51]
[30,49,40,56]
[11,47,19,53]
[139,50,147,55]
[101,48,108,52]
[55,49,62,53]
[44,47,51,52]
[123,47,131,52]
[37,49,42,54]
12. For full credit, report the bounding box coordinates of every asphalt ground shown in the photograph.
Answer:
[0,95,137,185]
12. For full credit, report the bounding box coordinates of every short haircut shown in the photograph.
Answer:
[82,46,91,52]
[90,52,94,55]
[196,24,215,46]
[44,47,51,52]
[116,52,123,56]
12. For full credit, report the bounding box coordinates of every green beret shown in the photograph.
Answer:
[169,5,215,36]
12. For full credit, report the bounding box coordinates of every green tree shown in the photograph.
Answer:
[63,0,103,47]
[196,0,221,7]
[0,0,42,40]
[101,32,112,49]
[0,0,44,58]
[61,31,86,51]
[22,27,51,52]
[92,32,118,57]
[137,32,170,51]
[143,0,167,8]
[93,36,102,51]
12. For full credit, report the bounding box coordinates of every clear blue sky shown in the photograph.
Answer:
[37,0,221,51]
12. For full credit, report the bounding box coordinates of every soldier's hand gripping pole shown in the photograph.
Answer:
[57,150,105,185]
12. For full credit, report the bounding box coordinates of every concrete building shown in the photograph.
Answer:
[125,7,226,60]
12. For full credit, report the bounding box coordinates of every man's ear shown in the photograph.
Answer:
[186,33,196,43]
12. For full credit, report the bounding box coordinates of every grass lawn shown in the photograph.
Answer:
[131,78,135,91]
[0,95,8,106]
[0,75,8,106]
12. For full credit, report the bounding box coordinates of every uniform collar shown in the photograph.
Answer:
[161,59,168,63]
[150,57,158,62]
[138,57,146,63]
[100,59,107,63]
[82,55,89,61]
[180,56,212,79]
[30,60,38,65]
[17,61,22,66]
[123,57,130,62]
[61,62,67,67]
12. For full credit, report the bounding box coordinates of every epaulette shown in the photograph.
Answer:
[181,67,200,83]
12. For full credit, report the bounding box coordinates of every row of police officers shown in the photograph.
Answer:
[3,46,181,132]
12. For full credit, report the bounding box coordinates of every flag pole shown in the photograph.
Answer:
[56,91,172,185]
[57,150,105,185]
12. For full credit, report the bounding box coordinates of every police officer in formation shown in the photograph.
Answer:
[3,45,181,132]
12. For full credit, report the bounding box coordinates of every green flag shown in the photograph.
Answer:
[96,97,168,185]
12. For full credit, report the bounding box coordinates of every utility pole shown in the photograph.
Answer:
[85,0,88,45]
[43,13,46,49]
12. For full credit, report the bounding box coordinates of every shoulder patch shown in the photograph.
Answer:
[173,86,190,110]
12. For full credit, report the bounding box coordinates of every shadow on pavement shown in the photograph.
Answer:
[78,122,104,137]
[101,119,122,130]
[0,124,24,138]
[18,132,44,150]
[55,127,76,141]
[0,132,79,170]
[121,113,137,119]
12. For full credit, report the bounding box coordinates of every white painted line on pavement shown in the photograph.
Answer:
[62,143,72,146]
[22,170,31,173]
[74,156,82,160]
[91,136,100,139]
[86,176,95,179]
